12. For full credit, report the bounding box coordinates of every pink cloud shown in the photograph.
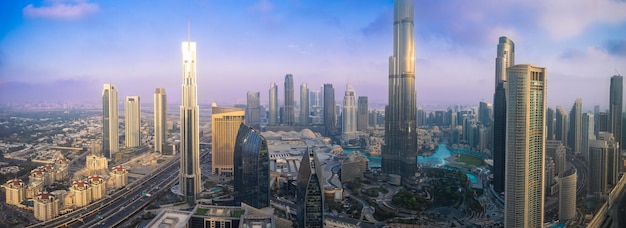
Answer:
[23,0,99,20]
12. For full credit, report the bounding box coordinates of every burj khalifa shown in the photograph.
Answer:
[382,0,418,183]
[179,27,201,204]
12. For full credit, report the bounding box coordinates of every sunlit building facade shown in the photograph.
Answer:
[70,180,92,207]
[4,179,26,206]
[154,88,168,153]
[342,84,357,141]
[269,83,278,126]
[102,83,119,159]
[559,167,577,222]
[211,106,245,176]
[110,165,129,189]
[246,91,261,130]
[300,83,310,126]
[34,191,59,221]
[88,175,106,201]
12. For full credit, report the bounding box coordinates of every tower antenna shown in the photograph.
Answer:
[616,68,621,76]
[187,20,190,50]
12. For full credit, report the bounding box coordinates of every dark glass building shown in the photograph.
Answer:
[284,74,295,126]
[246,91,261,130]
[492,82,507,193]
[609,75,623,149]
[357,96,369,131]
[323,84,336,136]
[233,123,270,209]
[297,148,324,228]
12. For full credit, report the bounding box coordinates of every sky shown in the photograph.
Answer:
[1,0,626,111]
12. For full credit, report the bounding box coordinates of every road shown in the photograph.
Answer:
[567,154,587,199]
[26,156,179,228]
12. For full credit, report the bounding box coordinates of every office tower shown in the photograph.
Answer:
[341,152,368,184]
[478,101,493,125]
[567,99,582,154]
[559,167,577,222]
[88,175,106,201]
[342,84,357,140]
[545,157,555,195]
[179,35,201,204]
[582,113,595,161]
[546,107,555,140]
[233,123,270,209]
[597,112,609,134]
[546,140,566,177]
[297,148,324,228]
[211,106,245,175]
[609,75,623,148]
[492,36,514,194]
[154,88,167,153]
[33,192,59,221]
[300,83,309,126]
[597,132,620,187]
[125,96,141,148]
[588,140,608,195]
[555,106,568,146]
[269,83,278,126]
[283,74,295,125]
[102,84,119,159]
[246,91,261,130]
[323,84,336,135]
[357,96,369,131]
[110,165,128,189]
[504,64,546,227]
[382,0,418,182]
[4,179,26,206]
[70,180,92,207]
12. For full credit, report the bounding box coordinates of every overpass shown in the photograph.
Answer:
[587,173,626,228]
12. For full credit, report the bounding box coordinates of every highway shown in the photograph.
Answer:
[26,156,180,228]
[567,154,587,199]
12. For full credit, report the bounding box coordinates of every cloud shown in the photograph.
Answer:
[604,39,626,56]
[23,0,99,20]
[537,0,626,40]
[360,9,392,37]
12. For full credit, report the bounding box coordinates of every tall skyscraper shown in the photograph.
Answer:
[211,106,245,175]
[568,98,582,154]
[357,96,369,131]
[582,112,595,161]
[233,123,270,209]
[268,83,278,126]
[323,83,336,136]
[342,84,357,140]
[125,96,140,148]
[555,106,568,147]
[588,139,609,195]
[546,107,555,140]
[246,91,261,130]
[478,101,493,125]
[296,148,324,228]
[492,36,514,194]
[283,74,295,125]
[300,83,309,126]
[154,88,167,153]
[597,132,620,187]
[609,75,623,149]
[382,0,418,181]
[559,167,577,222]
[504,64,546,227]
[179,33,201,204]
[102,84,119,159]
[597,112,609,134]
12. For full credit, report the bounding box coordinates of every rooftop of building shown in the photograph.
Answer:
[145,210,191,228]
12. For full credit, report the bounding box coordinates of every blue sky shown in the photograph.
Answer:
[1,0,626,110]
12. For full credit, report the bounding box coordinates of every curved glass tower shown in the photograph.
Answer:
[233,123,270,209]
[382,0,418,181]
[296,148,324,228]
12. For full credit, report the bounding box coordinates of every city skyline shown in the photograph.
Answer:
[1,0,625,108]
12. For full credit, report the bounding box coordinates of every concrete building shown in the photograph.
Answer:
[125,96,141,148]
[504,64,546,227]
[180,35,202,204]
[297,148,325,228]
[4,179,26,206]
[110,165,128,189]
[340,152,368,184]
[582,112,595,161]
[188,203,274,228]
[559,167,577,222]
[546,107,555,140]
[342,84,357,141]
[609,75,623,151]
[597,132,621,187]
[545,140,566,179]
[102,83,119,159]
[357,96,368,131]
[269,83,279,126]
[154,88,168,153]
[588,140,609,195]
[555,106,568,147]
[70,180,92,207]
[283,74,295,126]
[88,175,106,201]
[86,154,108,175]
[33,191,59,221]
[382,0,418,182]
[54,157,69,181]
[300,83,309,126]
[212,106,245,176]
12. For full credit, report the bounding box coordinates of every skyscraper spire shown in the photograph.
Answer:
[187,20,190,50]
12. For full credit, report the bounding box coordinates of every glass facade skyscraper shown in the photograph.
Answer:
[246,91,261,130]
[382,0,418,182]
[300,83,309,126]
[492,36,514,194]
[125,96,140,148]
[269,83,278,126]
[154,88,167,153]
[180,36,201,204]
[283,74,295,126]
[233,123,269,209]
[323,83,335,136]
[609,75,623,149]
[102,84,119,159]
[296,147,324,228]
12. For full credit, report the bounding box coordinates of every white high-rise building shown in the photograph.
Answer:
[559,167,577,222]
[342,84,357,141]
[125,96,141,148]
[154,88,168,153]
[102,84,119,159]
[33,192,59,221]
[179,29,201,204]
[300,83,309,126]
[70,180,92,207]
[110,165,129,189]
[4,179,26,206]
[504,64,546,227]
